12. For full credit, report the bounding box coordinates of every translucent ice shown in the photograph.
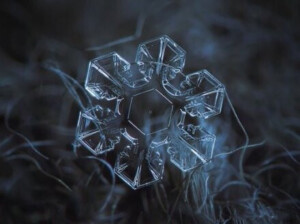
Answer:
[85,52,153,96]
[85,52,125,100]
[128,89,173,135]
[184,70,225,119]
[161,68,225,119]
[75,106,121,155]
[136,35,186,75]
[75,36,226,189]
[161,67,194,97]
[168,123,216,172]
[114,129,165,189]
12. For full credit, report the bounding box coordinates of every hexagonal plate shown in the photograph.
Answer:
[127,89,173,135]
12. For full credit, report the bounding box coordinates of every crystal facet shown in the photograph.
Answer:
[128,89,173,135]
[114,130,165,189]
[136,35,186,74]
[76,106,121,155]
[168,124,216,172]
[184,70,225,119]
[85,52,125,100]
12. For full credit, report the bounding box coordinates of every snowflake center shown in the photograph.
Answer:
[127,89,173,136]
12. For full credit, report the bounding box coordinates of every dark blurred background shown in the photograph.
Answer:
[0,0,299,223]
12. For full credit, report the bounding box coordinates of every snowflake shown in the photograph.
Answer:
[75,35,225,189]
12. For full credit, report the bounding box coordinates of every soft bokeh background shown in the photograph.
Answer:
[0,0,299,223]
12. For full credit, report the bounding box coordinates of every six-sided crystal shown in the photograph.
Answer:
[128,89,173,135]
[75,36,225,189]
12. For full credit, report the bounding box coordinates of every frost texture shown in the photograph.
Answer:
[75,35,225,189]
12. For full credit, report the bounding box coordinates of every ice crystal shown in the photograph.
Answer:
[75,35,225,189]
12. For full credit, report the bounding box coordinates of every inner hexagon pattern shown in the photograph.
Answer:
[128,89,173,135]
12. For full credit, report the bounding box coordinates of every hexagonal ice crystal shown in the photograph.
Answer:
[76,36,226,189]
[114,129,165,189]
[128,89,173,135]
[136,35,186,75]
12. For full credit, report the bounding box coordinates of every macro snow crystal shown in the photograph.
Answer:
[75,35,225,189]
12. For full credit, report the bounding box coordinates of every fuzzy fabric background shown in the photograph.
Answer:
[0,0,299,223]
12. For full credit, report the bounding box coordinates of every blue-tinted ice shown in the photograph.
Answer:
[75,106,121,155]
[75,35,225,189]
[114,129,166,189]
